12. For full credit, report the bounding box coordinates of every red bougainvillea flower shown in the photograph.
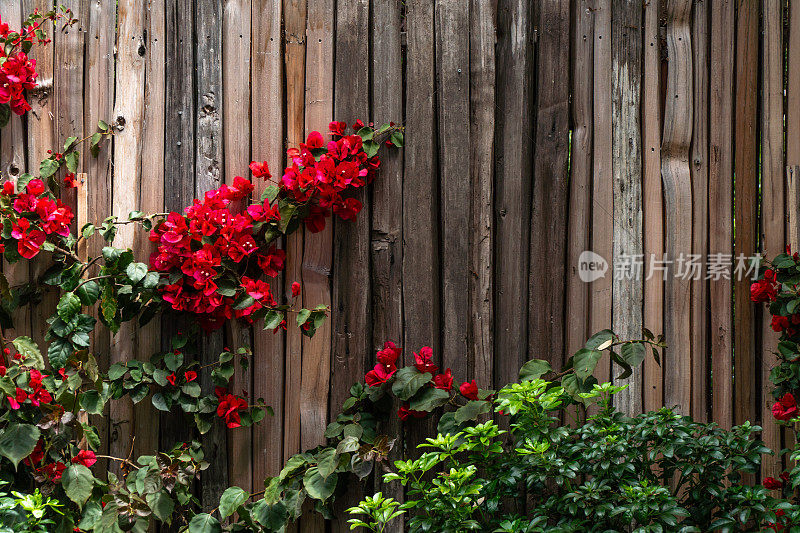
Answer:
[460,380,479,401]
[7,387,27,410]
[763,476,784,490]
[751,277,778,303]
[306,131,325,150]
[184,370,197,382]
[291,282,301,297]
[773,393,799,421]
[10,217,46,259]
[376,341,401,366]
[258,247,286,278]
[216,393,248,429]
[397,403,427,421]
[414,347,438,374]
[332,197,362,221]
[24,440,44,467]
[26,178,45,195]
[2,180,14,195]
[249,160,271,179]
[40,461,66,482]
[767,509,787,532]
[365,363,397,387]
[71,450,97,468]
[166,372,177,386]
[433,368,453,391]
[63,172,78,188]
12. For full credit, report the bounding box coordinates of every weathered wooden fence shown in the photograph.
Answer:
[2,0,800,524]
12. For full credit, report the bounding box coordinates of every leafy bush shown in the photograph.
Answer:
[351,381,797,532]
[0,481,64,533]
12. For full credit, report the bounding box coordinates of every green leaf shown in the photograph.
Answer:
[253,500,288,530]
[391,367,431,401]
[303,467,337,501]
[57,292,82,321]
[278,203,298,233]
[454,400,491,423]
[363,140,380,158]
[571,348,603,380]
[409,386,450,412]
[519,359,552,381]
[146,491,175,522]
[40,157,60,179]
[389,130,404,147]
[48,338,73,369]
[64,136,79,151]
[620,342,646,369]
[218,486,249,519]
[260,184,280,203]
[188,513,221,533]
[296,308,311,327]
[316,448,339,479]
[264,310,284,330]
[98,119,109,131]
[65,150,79,173]
[125,262,148,284]
[585,329,616,351]
[62,464,94,507]
[0,424,40,468]
[80,390,104,415]
[76,281,101,306]
[12,336,44,369]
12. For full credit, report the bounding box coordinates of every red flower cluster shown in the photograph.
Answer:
[364,342,481,420]
[773,392,798,421]
[1,178,74,259]
[751,269,779,303]
[771,314,800,336]
[0,19,40,115]
[215,387,248,429]
[6,368,52,409]
[763,471,790,490]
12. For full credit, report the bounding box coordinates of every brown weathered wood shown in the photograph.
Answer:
[370,0,404,520]
[195,0,228,509]
[161,0,196,455]
[222,0,253,495]
[494,0,533,390]
[469,0,495,392]
[436,0,470,379]
[733,0,758,429]
[690,0,709,422]
[642,0,663,413]
[566,0,593,363]
[530,0,569,374]
[611,0,643,415]
[331,0,370,529]
[760,0,785,483]
[590,0,612,385]
[251,0,285,486]
[111,0,146,475]
[661,0,693,415]
[709,0,734,430]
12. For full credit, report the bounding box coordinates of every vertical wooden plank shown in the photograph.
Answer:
[134,0,165,464]
[403,0,440,457]
[251,0,285,484]
[469,0,495,390]
[709,0,734,430]
[436,0,470,378]
[283,0,305,476]
[111,0,146,474]
[195,0,228,508]
[223,0,253,496]
[566,0,594,361]
[530,0,569,372]
[161,0,195,453]
[760,0,784,482]
[371,0,403,519]
[661,0,693,415]
[642,0,663,412]
[611,0,643,415]
[331,1,370,530]
[733,0,758,428]
[494,0,533,390]
[1,0,31,343]
[84,0,117,477]
[590,0,612,384]
[690,0,709,422]
[789,1,800,251]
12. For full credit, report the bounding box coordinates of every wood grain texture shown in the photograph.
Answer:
[251,0,285,484]
[195,0,228,509]
[709,0,734,430]
[530,0,570,373]
[469,0,495,390]
[611,0,643,415]
[222,0,253,495]
[566,0,593,361]
[690,0,709,422]
[111,0,146,475]
[403,0,440,459]
[331,1,370,529]
[760,0,785,483]
[494,0,533,389]
[642,0,663,412]
[436,0,470,379]
[590,0,613,386]
[661,0,693,415]
[733,0,758,429]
